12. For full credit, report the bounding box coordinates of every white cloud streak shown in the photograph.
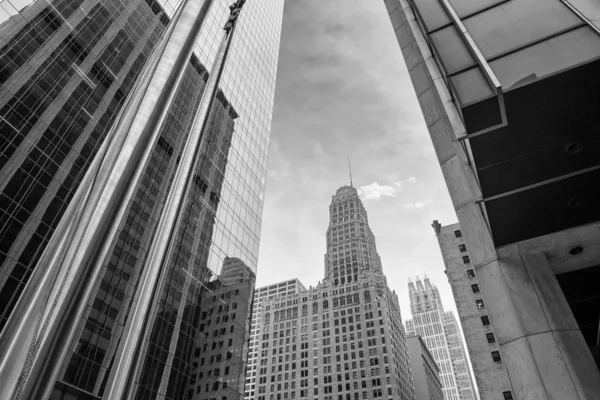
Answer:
[358,177,417,201]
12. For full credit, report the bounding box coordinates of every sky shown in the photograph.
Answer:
[256,0,460,321]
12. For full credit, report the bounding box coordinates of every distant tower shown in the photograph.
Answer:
[406,277,477,400]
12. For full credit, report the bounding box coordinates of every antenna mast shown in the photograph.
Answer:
[348,157,353,187]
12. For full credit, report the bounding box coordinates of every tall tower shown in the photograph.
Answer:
[405,277,477,400]
[248,186,416,400]
[0,0,284,398]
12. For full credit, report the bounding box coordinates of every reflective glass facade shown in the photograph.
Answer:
[0,0,283,399]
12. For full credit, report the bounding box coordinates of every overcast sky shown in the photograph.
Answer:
[256,0,459,321]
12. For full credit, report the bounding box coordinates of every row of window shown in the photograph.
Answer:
[467,260,504,366]
[455,233,514,400]
[258,388,393,400]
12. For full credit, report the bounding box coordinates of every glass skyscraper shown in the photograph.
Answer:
[0,0,284,399]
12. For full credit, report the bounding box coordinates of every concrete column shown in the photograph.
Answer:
[476,248,600,400]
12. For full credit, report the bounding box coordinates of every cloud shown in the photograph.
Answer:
[359,177,418,201]
[403,199,433,209]
[359,182,397,201]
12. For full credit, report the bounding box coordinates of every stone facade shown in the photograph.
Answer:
[405,277,477,400]
[432,221,511,400]
[245,279,308,398]
[383,0,600,399]
[245,187,416,400]
[406,335,444,400]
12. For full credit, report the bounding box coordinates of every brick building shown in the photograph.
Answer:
[245,279,308,398]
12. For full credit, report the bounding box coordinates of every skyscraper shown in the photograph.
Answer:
[384,0,600,398]
[247,186,416,400]
[405,277,476,400]
[432,221,511,400]
[0,0,284,398]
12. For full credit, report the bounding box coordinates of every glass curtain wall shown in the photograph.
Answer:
[0,0,284,399]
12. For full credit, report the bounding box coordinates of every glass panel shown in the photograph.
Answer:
[449,67,494,105]
[413,0,451,32]
[490,27,600,90]
[463,0,582,59]
[0,0,283,399]
[430,25,475,74]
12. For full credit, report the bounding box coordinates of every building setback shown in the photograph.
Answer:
[432,222,510,400]
[247,186,416,400]
[0,0,284,398]
[384,0,600,398]
[406,335,444,400]
[405,277,477,400]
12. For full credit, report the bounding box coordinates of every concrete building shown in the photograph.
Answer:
[0,0,284,398]
[405,277,477,400]
[384,0,600,398]
[432,221,511,400]
[245,279,308,398]
[246,186,416,400]
[406,335,444,400]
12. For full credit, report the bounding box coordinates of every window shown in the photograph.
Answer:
[492,351,501,362]
[471,284,480,293]
[486,333,495,343]
[481,316,490,325]
[476,299,485,309]
[463,256,471,264]
[459,244,467,252]
[454,230,462,238]
[466,269,475,278]
[502,392,513,400]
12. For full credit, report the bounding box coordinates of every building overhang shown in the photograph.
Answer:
[470,59,600,246]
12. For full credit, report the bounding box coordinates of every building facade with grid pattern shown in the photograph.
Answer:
[246,186,416,400]
[245,279,308,398]
[0,0,284,399]
[405,277,477,400]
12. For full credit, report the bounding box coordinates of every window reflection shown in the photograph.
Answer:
[1,0,283,399]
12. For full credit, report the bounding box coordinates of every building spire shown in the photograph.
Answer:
[348,157,353,187]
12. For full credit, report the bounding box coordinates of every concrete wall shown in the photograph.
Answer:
[435,223,511,400]
[383,0,600,398]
